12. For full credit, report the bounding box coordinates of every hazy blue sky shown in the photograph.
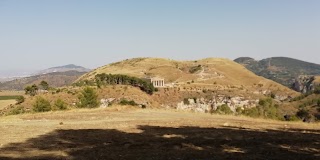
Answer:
[0,0,319,70]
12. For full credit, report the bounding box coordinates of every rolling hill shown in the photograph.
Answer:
[234,57,320,89]
[78,57,297,97]
[36,64,91,75]
[0,71,87,90]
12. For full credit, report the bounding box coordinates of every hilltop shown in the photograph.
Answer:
[234,57,320,89]
[36,64,91,75]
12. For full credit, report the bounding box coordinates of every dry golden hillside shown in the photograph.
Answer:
[78,57,298,97]
[314,76,320,84]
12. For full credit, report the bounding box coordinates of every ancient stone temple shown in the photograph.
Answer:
[145,77,165,87]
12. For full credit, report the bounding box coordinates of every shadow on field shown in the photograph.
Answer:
[0,126,319,160]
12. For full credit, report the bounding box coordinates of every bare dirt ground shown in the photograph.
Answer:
[0,107,319,160]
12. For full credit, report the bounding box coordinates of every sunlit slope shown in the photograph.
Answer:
[78,57,297,96]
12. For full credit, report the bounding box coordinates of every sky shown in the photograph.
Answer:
[0,0,319,71]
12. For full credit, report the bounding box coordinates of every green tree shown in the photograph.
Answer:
[77,87,99,108]
[39,81,49,90]
[53,99,68,110]
[33,96,51,112]
[24,84,38,96]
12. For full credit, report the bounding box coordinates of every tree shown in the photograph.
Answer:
[24,84,38,96]
[317,99,320,107]
[33,96,51,112]
[39,81,49,90]
[77,87,99,108]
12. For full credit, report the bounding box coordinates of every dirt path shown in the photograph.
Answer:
[0,107,319,160]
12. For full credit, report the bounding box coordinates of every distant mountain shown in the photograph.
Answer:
[0,71,87,90]
[36,64,91,75]
[234,57,320,89]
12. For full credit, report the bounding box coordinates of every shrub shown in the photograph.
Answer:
[215,104,233,115]
[77,87,99,108]
[243,107,260,118]
[24,84,38,96]
[39,81,49,90]
[53,99,68,110]
[16,96,25,105]
[119,99,138,106]
[7,105,25,115]
[296,109,310,120]
[33,97,51,112]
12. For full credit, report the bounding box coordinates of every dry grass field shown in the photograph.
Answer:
[0,91,24,96]
[0,100,16,110]
[0,107,319,160]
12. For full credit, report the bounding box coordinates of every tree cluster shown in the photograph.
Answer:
[95,73,155,94]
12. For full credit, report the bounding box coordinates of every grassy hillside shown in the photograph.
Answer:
[0,71,87,90]
[79,57,297,97]
[234,57,320,88]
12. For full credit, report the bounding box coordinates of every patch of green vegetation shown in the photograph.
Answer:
[214,104,233,115]
[95,73,155,94]
[0,95,21,100]
[53,99,68,110]
[33,96,51,112]
[24,84,38,96]
[241,98,282,120]
[119,99,138,106]
[16,96,25,104]
[77,87,99,108]
[7,105,26,115]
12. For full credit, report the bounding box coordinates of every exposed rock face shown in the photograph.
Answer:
[292,76,315,93]
[100,98,116,108]
[176,95,258,113]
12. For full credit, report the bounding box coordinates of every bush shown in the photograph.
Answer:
[7,105,26,115]
[16,96,25,105]
[77,87,99,108]
[119,99,138,106]
[53,99,68,110]
[215,104,233,115]
[33,97,51,112]
[296,109,310,120]
[24,84,38,96]
[243,107,260,118]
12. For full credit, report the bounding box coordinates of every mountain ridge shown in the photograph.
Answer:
[234,56,320,89]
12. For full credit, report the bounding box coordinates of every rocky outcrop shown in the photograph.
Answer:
[292,76,315,93]
[100,98,116,108]
[177,95,258,113]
